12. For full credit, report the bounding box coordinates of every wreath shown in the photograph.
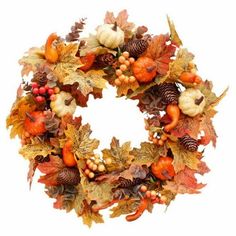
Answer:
[6,10,227,227]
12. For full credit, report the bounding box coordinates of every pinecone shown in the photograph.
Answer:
[57,168,81,186]
[96,53,115,67]
[157,83,180,104]
[179,135,198,152]
[44,110,60,135]
[122,39,148,57]
[118,177,143,188]
[32,72,48,86]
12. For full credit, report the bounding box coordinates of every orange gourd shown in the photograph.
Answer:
[164,104,180,132]
[179,72,202,84]
[80,53,96,71]
[62,140,77,167]
[132,57,157,83]
[151,156,175,180]
[45,33,59,63]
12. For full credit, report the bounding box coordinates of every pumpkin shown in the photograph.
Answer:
[50,91,76,117]
[132,57,157,83]
[178,88,206,117]
[96,23,124,49]
[151,156,175,180]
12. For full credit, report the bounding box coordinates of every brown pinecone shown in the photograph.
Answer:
[179,135,198,152]
[44,110,60,135]
[122,39,148,57]
[118,177,143,188]
[57,168,81,186]
[157,83,180,104]
[96,53,115,67]
[32,72,48,86]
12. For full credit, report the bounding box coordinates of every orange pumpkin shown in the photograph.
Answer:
[151,156,175,180]
[62,140,77,167]
[132,57,157,83]
[80,53,96,71]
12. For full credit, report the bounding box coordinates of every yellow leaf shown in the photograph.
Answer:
[18,47,46,76]
[73,184,86,216]
[167,16,183,47]
[62,70,107,96]
[167,141,200,173]
[65,124,99,159]
[102,137,133,171]
[117,80,140,97]
[19,142,55,160]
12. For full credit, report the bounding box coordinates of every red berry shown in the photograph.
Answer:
[32,88,39,95]
[50,94,56,101]
[44,84,49,90]
[31,82,38,88]
[39,87,46,94]
[48,88,54,95]
[35,96,45,103]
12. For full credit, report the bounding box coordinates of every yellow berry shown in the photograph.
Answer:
[129,76,136,83]
[124,60,130,66]
[85,169,90,175]
[86,159,92,165]
[129,57,135,64]
[120,64,127,71]
[94,159,100,165]
[92,164,98,171]
[124,77,130,84]
[150,190,157,197]
[98,164,105,172]
[115,79,121,86]
[105,158,112,165]
[140,185,147,192]
[88,162,94,170]
[88,172,95,179]
[118,56,126,64]
[122,51,129,58]
[119,74,125,81]
[116,69,123,76]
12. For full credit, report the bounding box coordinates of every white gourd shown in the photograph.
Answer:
[96,24,124,49]
[50,91,76,117]
[178,88,206,117]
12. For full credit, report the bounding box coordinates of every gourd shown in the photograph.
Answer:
[96,23,124,49]
[179,72,202,84]
[178,88,206,117]
[50,91,76,117]
[132,57,157,83]
[62,140,77,167]
[151,156,175,180]
[45,33,59,63]
[164,104,180,132]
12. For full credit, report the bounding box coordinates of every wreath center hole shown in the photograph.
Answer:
[77,85,147,150]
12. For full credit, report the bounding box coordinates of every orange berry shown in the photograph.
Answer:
[85,169,90,175]
[98,164,105,172]
[122,51,129,58]
[120,64,127,71]
[88,172,95,179]
[115,79,121,86]
[24,131,30,138]
[92,164,98,171]
[86,159,92,165]
[118,56,126,64]
[129,57,135,64]
[105,158,112,165]
[129,76,136,83]
[119,74,125,81]
[124,77,130,84]
[150,190,157,198]
[146,190,151,198]
[54,87,60,94]
[88,162,94,170]
[116,69,123,76]
[94,159,100,165]
[158,139,164,146]
[140,185,147,192]
[124,60,130,66]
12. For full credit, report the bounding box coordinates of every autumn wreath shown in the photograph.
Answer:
[6,10,227,227]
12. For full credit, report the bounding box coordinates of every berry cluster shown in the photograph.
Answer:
[114,51,136,86]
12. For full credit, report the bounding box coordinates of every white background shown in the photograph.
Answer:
[0,0,235,235]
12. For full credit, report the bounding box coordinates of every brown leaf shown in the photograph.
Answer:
[167,16,182,47]
[167,141,200,173]
[117,80,140,96]
[131,142,166,166]
[27,159,38,189]
[142,34,176,75]
[102,137,133,172]
[104,10,135,39]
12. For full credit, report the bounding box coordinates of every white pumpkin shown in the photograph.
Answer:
[96,23,124,49]
[50,91,76,117]
[178,88,206,117]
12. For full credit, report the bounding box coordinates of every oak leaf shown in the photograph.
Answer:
[62,70,107,96]
[117,80,139,96]
[104,9,135,39]
[167,16,182,47]
[131,142,166,166]
[167,141,200,173]
[65,124,99,159]
[19,142,55,160]
[143,34,176,75]
[18,47,46,76]
[102,137,133,172]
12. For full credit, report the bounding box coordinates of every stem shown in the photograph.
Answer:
[195,96,204,105]
[25,112,35,122]
[112,22,118,31]
[64,97,74,106]
[146,66,156,73]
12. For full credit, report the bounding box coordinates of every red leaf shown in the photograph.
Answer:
[38,172,59,186]
[53,196,64,209]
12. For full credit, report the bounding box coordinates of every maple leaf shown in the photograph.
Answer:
[65,124,99,159]
[62,70,107,97]
[110,199,139,218]
[19,142,55,160]
[18,47,46,76]
[131,142,166,166]
[6,96,36,138]
[171,114,201,139]
[164,167,206,194]
[102,137,133,172]
[167,141,200,173]
[143,34,176,75]
[104,10,135,39]
[37,155,65,186]
[117,80,140,96]
[73,184,86,216]
[167,16,182,47]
